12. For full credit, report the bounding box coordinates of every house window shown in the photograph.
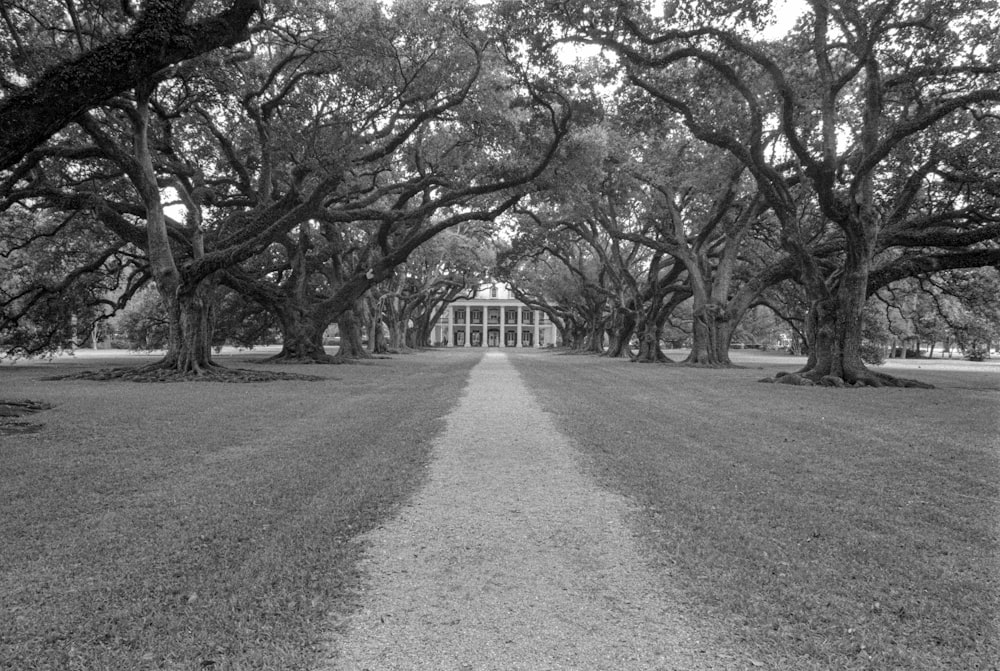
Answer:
[471,309,482,324]
[521,309,533,324]
[454,308,465,324]
[505,309,518,324]
[487,308,500,324]
[490,286,498,298]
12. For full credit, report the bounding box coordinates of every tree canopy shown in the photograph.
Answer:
[2,0,998,384]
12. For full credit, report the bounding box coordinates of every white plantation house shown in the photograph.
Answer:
[431,282,557,348]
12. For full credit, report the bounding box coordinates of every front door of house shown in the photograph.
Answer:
[487,330,499,347]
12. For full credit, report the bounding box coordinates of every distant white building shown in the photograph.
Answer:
[431,281,557,348]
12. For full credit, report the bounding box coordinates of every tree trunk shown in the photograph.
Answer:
[417,321,435,348]
[603,310,636,358]
[410,310,432,349]
[333,306,372,361]
[406,311,425,349]
[132,87,225,377]
[632,319,669,363]
[150,276,223,375]
[566,324,589,351]
[267,307,332,363]
[685,302,733,365]
[372,320,390,354]
[795,246,931,387]
[389,320,408,351]
[582,321,605,354]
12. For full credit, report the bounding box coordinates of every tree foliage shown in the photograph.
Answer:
[3,0,999,386]
[0,0,263,169]
[1,0,569,374]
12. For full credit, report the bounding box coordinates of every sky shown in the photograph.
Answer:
[761,0,809,40]
[558,0,809,64]
[654,0,809,40]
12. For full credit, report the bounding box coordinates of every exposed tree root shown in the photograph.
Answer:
[0,399,53,416]
[683,352,731,366]
[0,399,53,434]
[0,420,44,434]
[261,351,345,365]
[759,369,934,389]
[328,353,391,364]
[44,361,324,382]
[630,351,675,364]
[630,356,676,364]
[858,370,935,389]
[677,360,732,369]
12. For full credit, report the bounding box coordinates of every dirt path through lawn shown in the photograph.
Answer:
[322,350,720,670]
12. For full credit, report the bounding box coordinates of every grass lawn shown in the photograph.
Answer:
[3,347,997,670]
[0,349,480,671]
[510,350,999,671]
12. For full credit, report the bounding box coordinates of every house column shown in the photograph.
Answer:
[516,306,522,348]
[499,305,505,348]
[534,311,540,348]
[465,313,471,348]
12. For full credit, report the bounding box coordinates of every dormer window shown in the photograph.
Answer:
[490,286,498,298]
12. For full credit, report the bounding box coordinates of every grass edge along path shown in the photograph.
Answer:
[509,351,999,671]
[0,350,481,671]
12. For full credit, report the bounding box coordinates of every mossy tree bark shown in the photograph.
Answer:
[333,304,372,361]
[157,278,220,374]
[272,309,331,362]
[632,318,670,363]
[603,308,636,358]
[582,321,606,354]
[687,302,734,365]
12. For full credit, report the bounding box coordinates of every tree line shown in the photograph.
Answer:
[1,0,998,385]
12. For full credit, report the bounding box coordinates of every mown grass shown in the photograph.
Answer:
[1,350,480,671]
[510,351,999,671]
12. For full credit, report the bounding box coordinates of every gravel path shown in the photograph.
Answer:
[321,351,720,670]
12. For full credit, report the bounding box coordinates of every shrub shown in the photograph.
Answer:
[965,345,990,362]
[860,340,886,365]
